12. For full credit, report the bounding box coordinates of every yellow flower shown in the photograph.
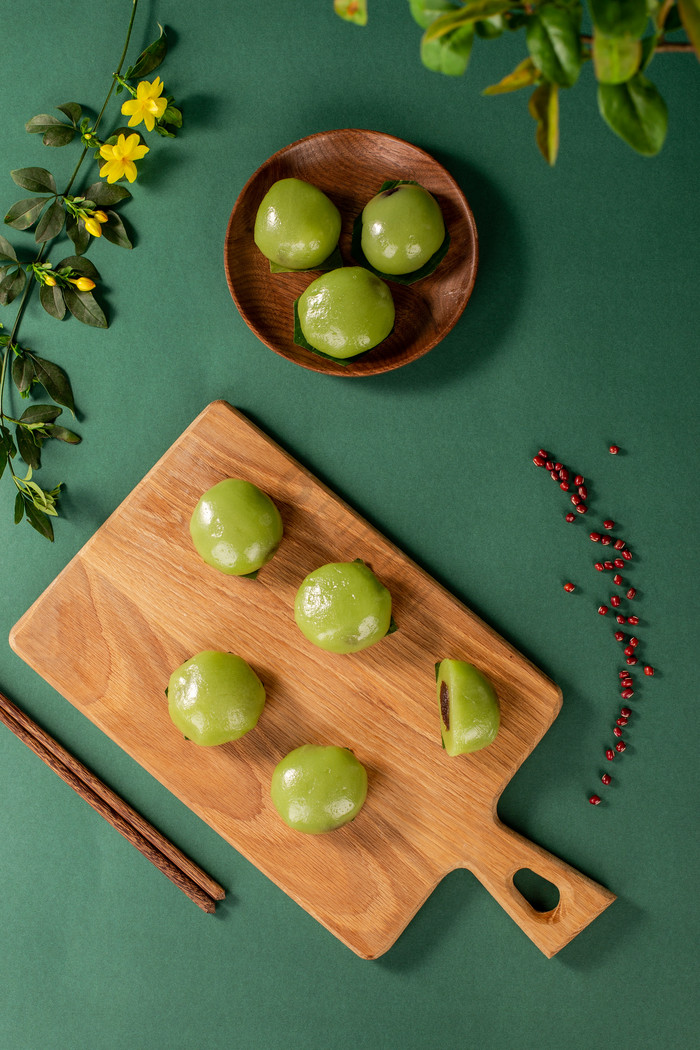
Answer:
[94,210,109,223]
[99,133,149,184]
[68,276,96,292]
[44,275,57,287]
[121,76,168,132]
[84,216,103,237]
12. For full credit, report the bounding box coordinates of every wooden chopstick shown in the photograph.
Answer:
[0,690,225,913]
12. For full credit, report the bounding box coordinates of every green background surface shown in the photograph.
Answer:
[1,2,698,1048]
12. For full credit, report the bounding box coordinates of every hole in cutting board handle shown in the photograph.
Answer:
[513,868,561,913]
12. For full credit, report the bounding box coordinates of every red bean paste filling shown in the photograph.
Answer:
[440,680,450,730]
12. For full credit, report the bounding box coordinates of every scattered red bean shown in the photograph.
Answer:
[560,469,570,481]
[614,631,625,641]
[565,512,576,522]
[621,707,631,718]
[614,539,626,550]
[618,671,628,678]
[614,559,625,569]
[533,455,547,467]
[622,549,633,560]
[595,562,605,571]
[601,773,611,785]
[576,504,588,514]
[629,637,639,647]
[554,462,563,471]
[590,532,601,542]
[574,475,584,486]
[551,470,560,480]
[598,605,608,615]
[578,486,588,499]
[628,615,639,625]
[615,741,626,753]
[626,587,636,599]
[571,494,582,505]
[601,535,612,546]
[616,615,626,625]
[613,726,622,737]
[545,460,554,470]
[606,749,615,760]
[644,666,654,676]
[621,688,634,699]
[589,794,602,805]
[609,445,619,454]
[539,449,550,459]
[604,560,614,570]
[621,678,633,688]
[613,574,623,585]
[617,716,629,726]
[604,519,615,530]
[560,481,570,491]
[610,595,621,608]
[624,646,634,656]
[626,656,638,665]
[564,582,576,592]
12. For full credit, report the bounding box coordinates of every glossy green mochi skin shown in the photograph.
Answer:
[294,560,392,654]
[437,659,500,756]
[254,177,341,270]
[270,745,368,834]
[168,650,265,746]
[361,183,445,275]
[297,266,394,359]
[190,479,283,576]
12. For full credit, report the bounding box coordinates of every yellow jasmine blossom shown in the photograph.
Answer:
[99,133,149,184]
[121,76,168,132]
[68,276,96,292]
[44,275,57,287]
[94,210,109,223]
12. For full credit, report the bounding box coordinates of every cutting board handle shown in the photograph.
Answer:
[466,818,616,958]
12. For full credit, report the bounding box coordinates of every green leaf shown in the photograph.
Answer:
[14,492,25,525]
[65,213,90,256]
[130,24,168,78]
[46,424,81,444]
[16,425,42,469]
[161,104,183,127]
[83,181,131,207]
[24,353,75,413]
[589,0,648,38]
[35,199,65,243]
[409,0,460,29]
[11,167,56,193]
[56,102,82,125]
[421,23,475,74]
[678,0,700,60]
[39,282,66,320]
[526,5,582,87]
[529,81,560,165]
[24,499,55,541]
[20,404,62,425]
[25,114,75,147]
[100,210,132,249]
[0,234,18,263]
[475,14,506,37]
[593,30,642,83]
[483,56,540,94]
[424,0,511,41]
[4,196,49,231]
[334,0,368,24]
[11,353,35,396]
[56,254,100,280]
[598,72,668,154]
[63,286,108,328]
[0,268,27,306]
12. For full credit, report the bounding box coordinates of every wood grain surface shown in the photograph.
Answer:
[10,402,614,957]
[224,129,478,376]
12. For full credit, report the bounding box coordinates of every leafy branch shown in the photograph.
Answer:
[0,1,182,540]
[335,0,699,164]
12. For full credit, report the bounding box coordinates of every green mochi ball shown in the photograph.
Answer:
[294,560,392,653]
[361,183,445,275]
[254,177,341,270]
[190,478,283,576]
[168,650,265,746]
[297,267,394,359]
[270,744,368,833]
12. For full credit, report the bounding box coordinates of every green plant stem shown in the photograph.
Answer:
[1,0,141,485]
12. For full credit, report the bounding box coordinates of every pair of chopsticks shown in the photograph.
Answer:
[0,689,225,913]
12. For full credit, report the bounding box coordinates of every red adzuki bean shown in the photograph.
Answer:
[644,666,655,676]
[590,532,601,542]
[609,445,619,454]
[601,535,612,546]
[595,562,605,571]
[614,539,626,550]
[598,606,608,615]
[601,773,611,785]
[610,595,621,607]
[617,717,628,726]
[589,795,602,805]
[613,574,623,585]
[560,469,570,481]
[626,587,636,599]
[615,741,626,753]
[576,504,588,514]
[533,455,547,467]
[614,727,622,737]
[614,558,625,568]
[621,688,633,699]
[626,656,638,665]
[614,631,625,641]
[604,519,615,530]
[621,707,632,717]
[578,486,588,499]
[622,549,633,560]
[616,615,626,624]
[606,749,615,760]
[605,561,614,570]
[560,481,570,491]
[565,512,576,522]
[629,637,639,647]
[628,615,639,625]
[564,582,576,592]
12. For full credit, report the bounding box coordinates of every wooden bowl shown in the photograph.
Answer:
[224,129,478,377]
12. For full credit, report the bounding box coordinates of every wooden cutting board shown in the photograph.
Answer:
[10,402,614,958]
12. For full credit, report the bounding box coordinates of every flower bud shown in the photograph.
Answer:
[84,217,102,237]
[94,210,109,223]
[44,275,57,287]
[69,276,96,291]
